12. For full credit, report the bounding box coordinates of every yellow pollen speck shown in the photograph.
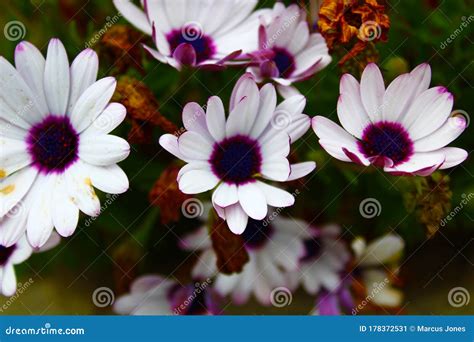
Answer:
[85,177,92,186]
[0,169,6,179]
[0,184,15,195]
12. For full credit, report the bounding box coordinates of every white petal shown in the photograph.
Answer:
[159,134,187,161]
[0,137,31,178]
[405,87,454,140]
[27,174,55,248]
[255,181,294,207]
[212,182,238,207]
[205,96,226,142]
[182,102,212,142]
[79,135,130,166]
[70,77,117,133]
[67,49,99,115]
[66,161,100,217]
[52,175,79,237]
[224,203,248,234]
[338,74,370,138]
[261,157,290,181]
[82,103,127,136]
[287,162,316,181]
[229,73,256,111]
[384,151,445,176]
[250,84,276,138]
[0,207,28,247]
[226,82,259,137]
[113,0,152,34]
[275,94,306,117]
[0,166,37,217]
[0,118,28,141]
[86,163,129,194]
[10,235,33,263]
[14,41,48,115]
[360,63,385,121]
[1,264,17,296]
[439,147,468,169]
[178,169,219,194]
[178,131,213,160]
[260,131,290,158]
[359,234,404,266]
[414,115,466,152]
[192,249,217,279]
[286,114,310,142]
[44,39,70,116]
[238,182,267,220]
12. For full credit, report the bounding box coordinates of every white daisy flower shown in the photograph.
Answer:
[352,234,404,308]
[287,223,350,295]
[247,3,331,97]
[159,73,316,234]
[114,275,219,315]
[312,63,468,176]
[0,39,130,248]
[0,233,60,296]
[181,214,306,305]
[113,0,269,70]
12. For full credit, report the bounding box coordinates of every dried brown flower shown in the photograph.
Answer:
[113,76,178,144]
[210,216,249,275]
[149,165,190,224]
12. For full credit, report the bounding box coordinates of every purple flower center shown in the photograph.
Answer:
[0,244,16,266]
[272,47,295,78]
[241,218,273,249]
[167,26,216,64]
[358,121,414,165]
[209,135,262,185]
[300,236,322,262]
[27,115,79,173]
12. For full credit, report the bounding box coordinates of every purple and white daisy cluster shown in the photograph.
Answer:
[0,0,468,317]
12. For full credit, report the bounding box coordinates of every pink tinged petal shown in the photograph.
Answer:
[0,166,37,217]
[213,202,226,220]
[27,174,55,248]
[0,137,31,177]
[414,115,466,152]
[82,103,127,136]
[145,0,171,35]
[258,24,268,49]
[360,63,385,122]
[177,161,210,181]
[287,162,316,181]
[70,77,117,133]
[159,134,187,161]
[52,175,79,237]
[255,181,294,207]
[173,43,197,66]
[287,21,310,54]
[260,60,280,78]
[44,39,70,116]
[86,163,129,194]
[409,63,431,95]
[276,85,300,99]
[215,50,242,65]
[178,169,219,194]
[79,135,130,166]
[113,0,152,34]
[35,231,61,253]
[405,87,454,140]
[66,162,100,217]
[67,49,99,115]
[261,157,290,181]
[317,293,340,315]
[238,182,267,220]
[224,203,249,235]
[250,84,276,139]
[338,74,370,138]
[212,183,238,207]
[206,96,226,142]
[182,102,212,142]
[384,151,445,176]
[438,147,468,169]
[229,73,256,112]
[178,131,213,161]
[367,155,394,168]
[0,57,44,128]
[1,264,17,296]
[14,41,48,115]
[142,44,168,63]
[226,79,260,137]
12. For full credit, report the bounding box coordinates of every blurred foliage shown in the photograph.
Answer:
[0,0,472,314]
